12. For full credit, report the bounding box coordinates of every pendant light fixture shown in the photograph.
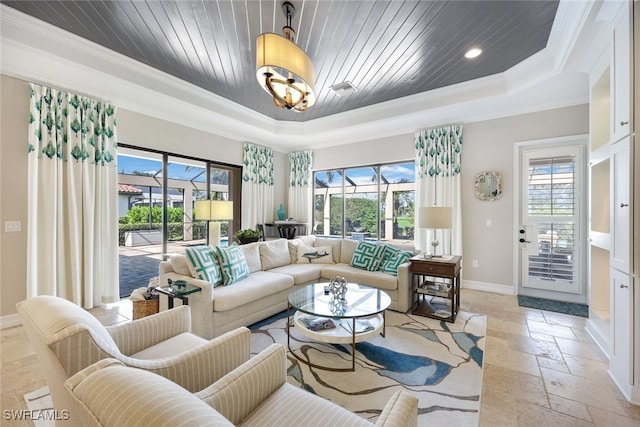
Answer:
[256,1,316,112]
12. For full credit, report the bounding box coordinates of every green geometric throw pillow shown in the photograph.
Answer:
[350,241,386,271]
[379,247,413,276]
[185,246,223,287]
[378,244,400,264]
[214,245,250,286]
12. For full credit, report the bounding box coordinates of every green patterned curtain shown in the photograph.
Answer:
[288,150,313,224]
[415,125,463,178]
[27,83,119,307]
[241,142,275,227]
[289,150,312,187]
[414,125,463,256]
[242,143,275,185]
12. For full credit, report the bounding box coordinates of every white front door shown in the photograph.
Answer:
[516,139,587,301]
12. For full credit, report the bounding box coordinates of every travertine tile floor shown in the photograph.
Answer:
[2,289,639,426]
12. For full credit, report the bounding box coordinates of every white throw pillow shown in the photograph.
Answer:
[170,254,194,277]
[296,245,334,264]
[259,239,291,270]
[239,242,262,273]
[340,239,359,264]
[287,239,304,264]
[314,237,342,263]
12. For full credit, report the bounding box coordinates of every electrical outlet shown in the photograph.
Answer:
[4,220,21,232]
[486,219,492,227]
[472,259,478,268]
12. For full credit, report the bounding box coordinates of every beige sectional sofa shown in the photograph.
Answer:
[159,236,416,339]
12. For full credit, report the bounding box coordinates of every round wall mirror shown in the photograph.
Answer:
[475,171,502,201]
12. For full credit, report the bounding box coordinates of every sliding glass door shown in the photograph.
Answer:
[117,145,240,297]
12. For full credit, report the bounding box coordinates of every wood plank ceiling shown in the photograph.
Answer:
[2,0,559,122]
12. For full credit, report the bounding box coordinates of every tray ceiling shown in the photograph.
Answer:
[2,0,559,122]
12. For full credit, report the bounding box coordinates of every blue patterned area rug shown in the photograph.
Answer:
[517,295,588,318]
[250,310,486,427]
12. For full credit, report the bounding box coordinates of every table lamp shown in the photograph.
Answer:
[418,206,452,257]
[195,200,233,247]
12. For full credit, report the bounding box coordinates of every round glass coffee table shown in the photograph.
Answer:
[287,282,391,371]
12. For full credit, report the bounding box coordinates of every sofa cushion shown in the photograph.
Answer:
[185,246,223,286]
[296,245,334,264]
[340,239,358,264]
[170,254,192,277]
[239,243,262,273]
[297,235,315,246]
[269,264,324,285]
[215,245,250,286]
[212,271,294,312]
[259,239,291,270]
[313,237,342,263]
[378,246,413,276]
[321,264,398,291]
[350,241,386,271]
[287,239,303,264]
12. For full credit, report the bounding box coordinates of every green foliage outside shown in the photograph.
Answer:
[118,206,227,245]
[322,191,414,239]
[329,197,379,235]
[123,206,183,224]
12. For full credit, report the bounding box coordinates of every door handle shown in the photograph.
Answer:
[620,284,629,289]
[620,121,629,126]
[620,203,629,208]
[519,238,531,243]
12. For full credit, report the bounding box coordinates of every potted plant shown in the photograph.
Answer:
[234,228,261,244]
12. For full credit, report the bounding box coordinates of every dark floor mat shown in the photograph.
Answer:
[517,295,588,318]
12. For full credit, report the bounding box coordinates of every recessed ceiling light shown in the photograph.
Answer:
[465,48,483,59]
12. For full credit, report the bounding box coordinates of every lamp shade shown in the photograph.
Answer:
[256,33,316,108]
[195,200,234,221]
[418,206,452,229]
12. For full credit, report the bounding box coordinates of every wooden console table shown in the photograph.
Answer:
[410,255,461,323]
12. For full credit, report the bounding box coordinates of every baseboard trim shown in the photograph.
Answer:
[462,280,516,295]
[0,313,21,329]
[585,319,610,359]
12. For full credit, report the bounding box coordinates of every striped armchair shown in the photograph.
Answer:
[65,344,418,427]
[17,295,251,426]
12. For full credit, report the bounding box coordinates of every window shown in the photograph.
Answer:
[313,161,415,243]
[117,145,241,298]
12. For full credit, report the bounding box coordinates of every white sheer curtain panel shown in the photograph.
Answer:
[414,125,463,256]
[27,83,119,308]
[241,143,275,229]
[287,150,312,225]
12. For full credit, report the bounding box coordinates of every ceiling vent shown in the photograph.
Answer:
[330,81,358,96]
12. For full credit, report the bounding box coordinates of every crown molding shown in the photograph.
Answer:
[547,0,598,72]
[0,2,596,153]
